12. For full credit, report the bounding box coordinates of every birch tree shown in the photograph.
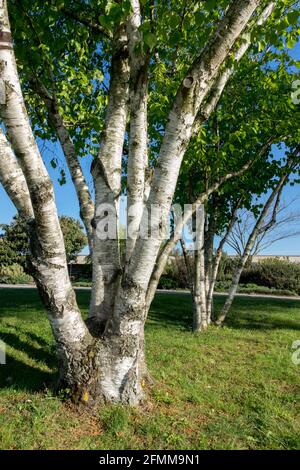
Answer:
[161,39,300,331]
[0,0,296,404]
[216,147,300,325]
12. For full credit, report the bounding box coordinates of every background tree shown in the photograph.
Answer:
[216,147,300,325]
[151,39,300,331]
[226,201,300,258]
[59,216,88,262]
[0,215,87,266]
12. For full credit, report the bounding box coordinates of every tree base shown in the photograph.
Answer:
[56,337,146,406]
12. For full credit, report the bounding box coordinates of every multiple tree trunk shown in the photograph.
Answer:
[216,154,299,325]
[179,157,297,332]
[0,0,270,404]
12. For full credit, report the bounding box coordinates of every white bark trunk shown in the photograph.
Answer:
[90,24,130,329]
[102,279,147,403]
[31,80,95,252]
[193,206,208,332]
[204,209,217,322]
[207,200,241,321]
[146,158,257,308]
[0,129,33,219]
[0,0,269,405]
[1,3,146,405]
[127,0,261,294]
[126,0,149,262]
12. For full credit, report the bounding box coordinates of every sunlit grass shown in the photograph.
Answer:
[0,288,299,449]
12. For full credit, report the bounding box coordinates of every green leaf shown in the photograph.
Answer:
[204,0,217,12]
[286,37,296,49]
[195,11,205,26]
[139,20,151,33]
[287,11,299,26]
[169,14,180,29]
[143,32,156,49]
[58,169,66,186]
[98,15,111,30]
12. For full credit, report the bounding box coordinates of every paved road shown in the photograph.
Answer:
[1,284,300,301]
[156,289,300,301]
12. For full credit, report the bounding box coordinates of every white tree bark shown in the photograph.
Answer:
[0,0,268,405]
[206,199,241,322]
[193,206,208,332]
[90,23,130,329]
[0,6,147,404]
[30,79,95,252]
[203,208,217,321]
[146,157,258,308]
[0,128,33,219]
[126,0,149,262]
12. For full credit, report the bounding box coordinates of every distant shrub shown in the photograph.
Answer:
[158,255,189,289]
[159,254,300,295]
[0,263,33,284]
[240,259,300,295]
[214,280,232,291]
[217,254,250,281]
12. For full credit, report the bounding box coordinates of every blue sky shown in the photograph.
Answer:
[1,41,299,256]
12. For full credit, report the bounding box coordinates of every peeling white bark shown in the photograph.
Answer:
[0,0,270,405]
[90,24,130,326]
[203,209,217,321]
[206,200,241,322]
[0,128,33,219]
[146,158,257,308]
[126,0,149,262]
[31,79,94,252]
[193,206,208,332]
[0,1,91,382]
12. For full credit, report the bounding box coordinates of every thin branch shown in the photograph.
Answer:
[61,7,112,39]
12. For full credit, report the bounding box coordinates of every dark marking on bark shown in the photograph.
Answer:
[0,31,12,42]
[30,180,53,207]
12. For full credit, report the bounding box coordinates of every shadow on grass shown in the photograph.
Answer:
[0,354,56,392]
[150,293,300,332]
[0,326,57,393]
[223,314,300,331]
[217,297,300,332]
[0,289,299,395]
[0,331,56,368]
[149,293,193,331]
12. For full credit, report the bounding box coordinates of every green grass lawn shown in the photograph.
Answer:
[0,288,299,450]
